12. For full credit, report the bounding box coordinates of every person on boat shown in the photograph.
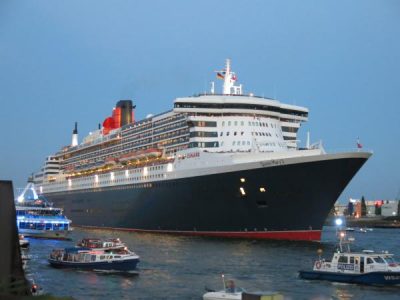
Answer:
[226,280,236,293]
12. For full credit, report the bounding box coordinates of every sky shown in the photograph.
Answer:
[0,0,399,203]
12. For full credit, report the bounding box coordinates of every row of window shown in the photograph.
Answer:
[222,120,278,128]
[175,102,308,118]
[188,142,219,148]
[48,180,183,195]
[218,131,277,137]
[230,141,251,146]
[18,221,69,230]
[338,255,385,264]
[187,121,217,127]
[190,131,218,138]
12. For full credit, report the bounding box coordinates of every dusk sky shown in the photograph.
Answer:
[1,1,399,203]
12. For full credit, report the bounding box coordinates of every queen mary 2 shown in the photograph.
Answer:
[31,60,371,241]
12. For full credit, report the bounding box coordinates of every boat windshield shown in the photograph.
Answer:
[225,287,244,293]
[373,257,386,264]
[384,256,397,264]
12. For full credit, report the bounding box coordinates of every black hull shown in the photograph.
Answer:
[43,155,368,241]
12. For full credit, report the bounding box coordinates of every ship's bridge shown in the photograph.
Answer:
[173,59,308,149]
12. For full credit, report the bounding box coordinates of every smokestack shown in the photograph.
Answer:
[116,100,136,126]
[71,122,78,147]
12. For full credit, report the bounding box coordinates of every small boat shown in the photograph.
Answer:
[203,276,283,300]
[345,227,355,232]
[48,244,140,272]
[358,227,372,233]
[203,281,243,300]
[299,231,400,285]
[19,234,30,249]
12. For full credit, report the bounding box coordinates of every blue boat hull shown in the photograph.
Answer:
[299,270,400,285]
[48,258,139,271]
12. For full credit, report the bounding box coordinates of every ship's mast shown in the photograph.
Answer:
[223,59,232,94]
[220,59,242,95]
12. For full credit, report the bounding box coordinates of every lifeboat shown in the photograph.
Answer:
[105,157,118,166]
[119,148,162,163]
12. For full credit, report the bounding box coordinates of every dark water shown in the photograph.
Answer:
[23,227,400,299]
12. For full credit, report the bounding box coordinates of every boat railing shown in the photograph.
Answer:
[325,148,373,155]
[365,263,389,272]
[18,214,68,220]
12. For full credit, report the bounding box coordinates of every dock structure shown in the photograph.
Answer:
[0,180,31,297]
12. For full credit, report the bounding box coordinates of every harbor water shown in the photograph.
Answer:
[24,227,400,299]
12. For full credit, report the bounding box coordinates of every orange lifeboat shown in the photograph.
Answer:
[119,148,162,163]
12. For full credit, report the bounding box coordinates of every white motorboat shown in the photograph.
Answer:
[203,276,283,300]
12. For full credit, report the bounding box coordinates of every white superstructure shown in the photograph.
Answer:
[31,60,311,194]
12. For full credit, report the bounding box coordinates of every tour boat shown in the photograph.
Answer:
[48,245,139,271]
[15,182,72,239]
[299,231,400,285]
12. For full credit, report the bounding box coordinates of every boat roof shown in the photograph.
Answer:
[335,251,393,257]
[64,247,91,253]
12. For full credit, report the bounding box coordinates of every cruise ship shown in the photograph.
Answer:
[31,60,371,241]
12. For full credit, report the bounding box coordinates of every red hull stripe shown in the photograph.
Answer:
[77,226,322,241]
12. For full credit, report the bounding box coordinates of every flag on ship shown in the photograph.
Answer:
[357,138,363,149]
[216,72,225,79]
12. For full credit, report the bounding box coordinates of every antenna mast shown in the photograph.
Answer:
[216,59,242,95]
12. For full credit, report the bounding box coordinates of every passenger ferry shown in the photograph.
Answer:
[48,244,140,271]
[15,182,72,239]
[299,231,400,285]
[30,60,371,241]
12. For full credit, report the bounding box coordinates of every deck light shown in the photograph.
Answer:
[335,218,343,226]
[240,187,246,196]
[240,178,245,183]
[259,187,266,192]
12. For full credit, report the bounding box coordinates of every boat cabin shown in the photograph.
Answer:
[315,251,400,274]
